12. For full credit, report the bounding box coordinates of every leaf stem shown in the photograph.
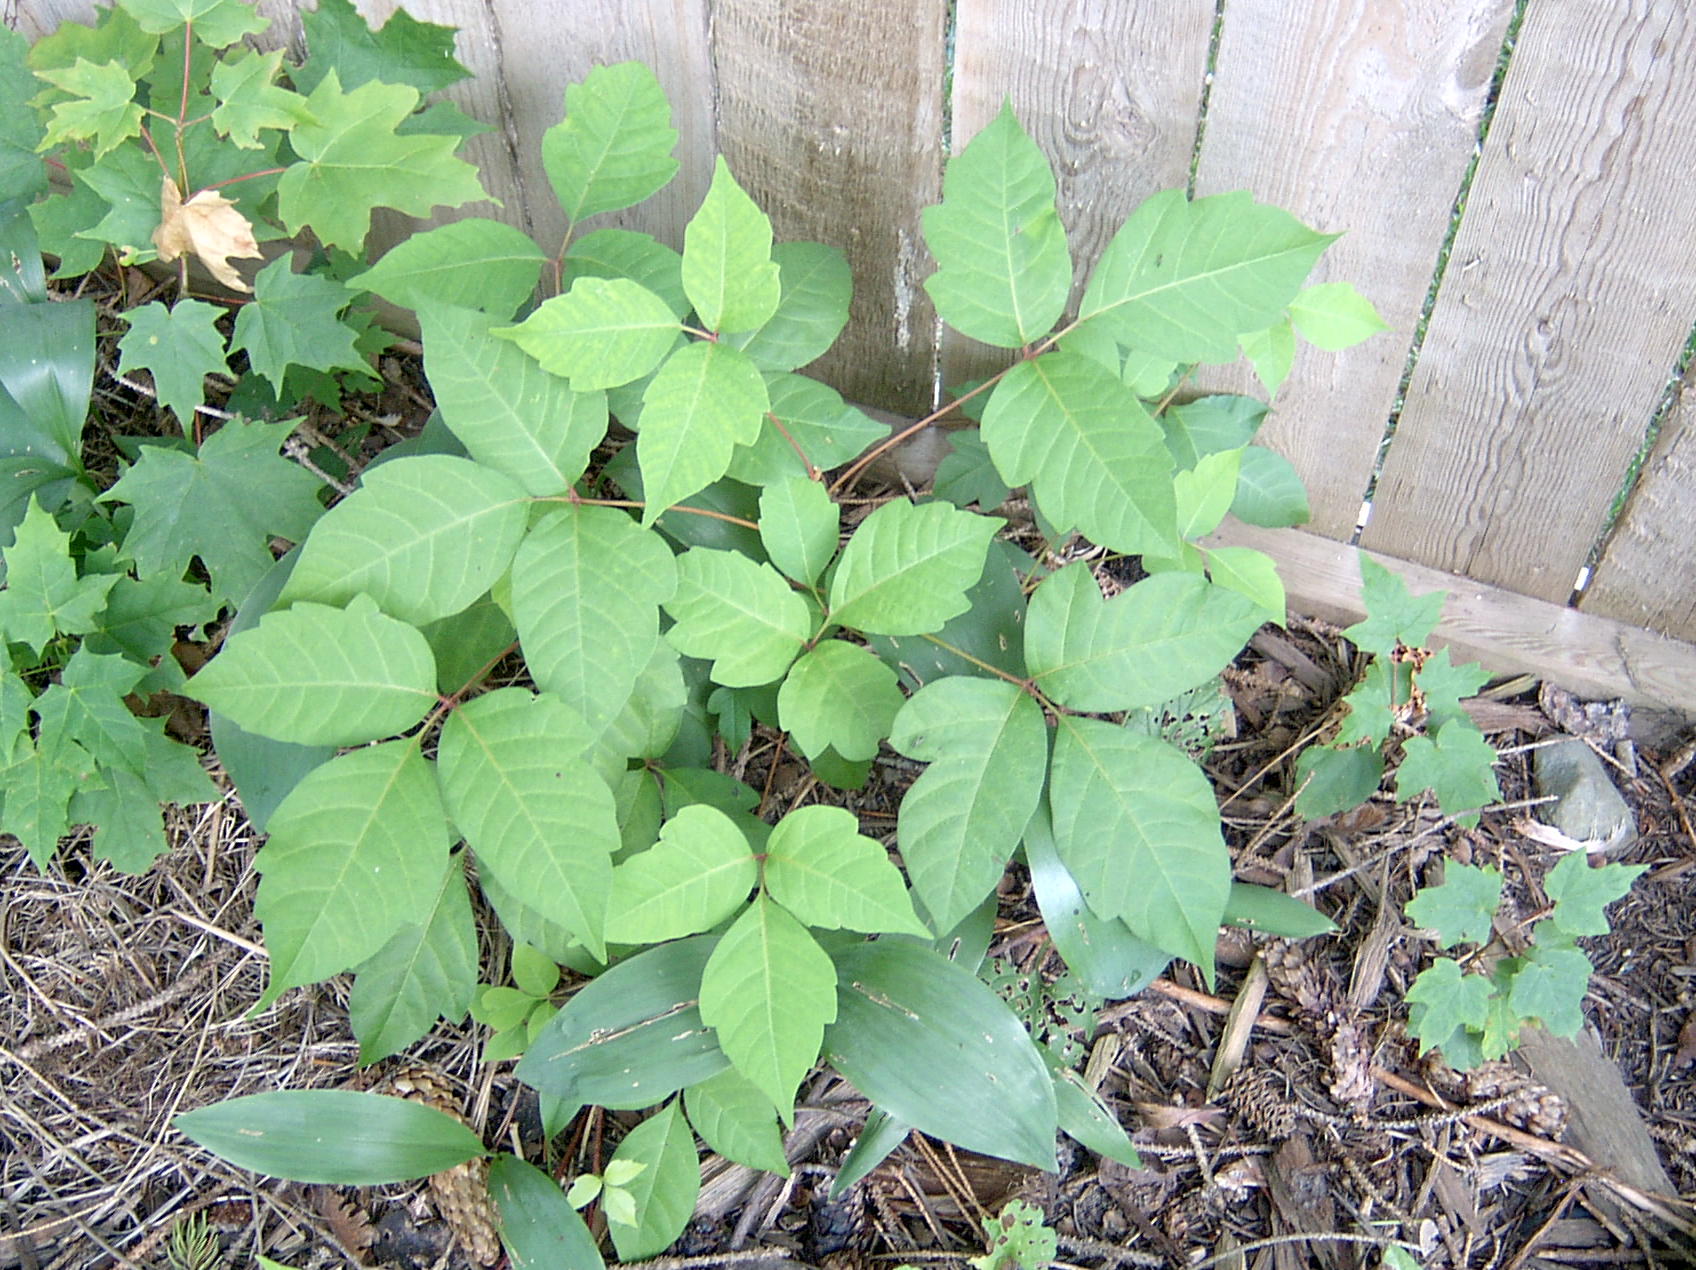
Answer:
[763,411,819,480]
[200,167,288,192]
[830,374,1003,496]
[566,495,760,532]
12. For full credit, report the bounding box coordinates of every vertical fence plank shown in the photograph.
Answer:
[1361,0,1696,603]
[1193,0,1517,541]
[713,0,948,416]
[1580,363,1696,641]
[941,0,1213,392]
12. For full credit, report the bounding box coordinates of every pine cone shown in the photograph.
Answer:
[387,1064,503,1267]
[1464,1062,1569,1138]
[1224,1067,1295,1141]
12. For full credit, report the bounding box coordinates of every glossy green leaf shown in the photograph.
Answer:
[637,340,769,523]
[827,497,1000,636]
[826,940,1057,1170]
[682,156,781,333]
[662,547,811,686]
[777,639,905,762]
[981,352,1175,555]
[1230,444,1310,528]
[228,256,366,393]
[870,538,1030,686]
[758,476,838,586]
[188,594,435,746]
[1054,1071,1141,1168]
[1289,282,1388,351]
[727,374,885,486]
[829,1108,910,1198]
[684,1068,789,1176]
[0,497,119,656]
[0,30,47,201]
[349,858,478,1063]
[543,61,679,224]
[605,1102,698,1262]
[888,677,1046,931]
[490,1154,605,1270]
[1221,882,1336,938]
[1544,853,1646,938]
[605,805,756,944]
[1293,744,1384,819]
[420,592,517,694]
[1027,565,1264,713]
[114,299,227,427]
[175,1090,485,1185]
[921,100,1070,348]
[351,219,544,318]
[764,805,928,936]
[495,277,680,391]
[724,241,851,371]
[0,292,92,463]
[1049,719,1229,974]
[439,689,618,960]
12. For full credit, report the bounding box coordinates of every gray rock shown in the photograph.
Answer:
[1534,737,1638,854]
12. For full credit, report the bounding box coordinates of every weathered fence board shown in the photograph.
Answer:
[1192,0,1518,541]
[1361,0,1696,604]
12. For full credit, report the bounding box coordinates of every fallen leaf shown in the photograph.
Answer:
[152,178,263,292]
[1674,1011,1696,1069]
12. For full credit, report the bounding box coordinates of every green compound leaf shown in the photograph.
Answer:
[36,58,145,158]
[981,352,1176,556]
[684,1068,790,1176]
[489,1154,605,1270]
[1395,721,1500,827]
[777,640,905,762]
[254,740,452,1002]
[1506,940,1592,1037]
[278,455,529,627]
[229,256,366,394]
[1288,281,1388,351]
[682,157,782,334]
[277,70,486,252]
[495,277,680,391]
[419,304,607,496]
[121,0,266,44]
[564,228,688,320]
[700,895,838,1121]
[727,373,885,486]
[349,857,478,1063]
[1344,554,1445,658]
[637,341,770,524]
[826,939,1057,1170]
[764,805,928,936]
[32,646,148,772]
[888,677,1046,932]
[1545,853,1648,939]
[1405,958,1493,1057]
[510,505,677,735]
[758,476,839,586]
[175,1091,485,1186]
[921,100,1070,348]
[1026,564,1264,714]
[186,594,437,747]
[1405,863,1502,947]
[209,49,312,148]
[438,689,619,961]
[114,299,227,427]
[828,497,1000,636]
[293,0,470,96]
[1079,188,1333,363]
[1049,719,1230,975]
[604,1102,699,1263]
[604,805,756,945]
[1230,444,1310,528]
[724,241,851,372]
[101,418,324,605]
[1293,744,1384,819]
[350,219,544,319]
[543,61,679,225]
[662,547,811,687]
[0,498,119,656]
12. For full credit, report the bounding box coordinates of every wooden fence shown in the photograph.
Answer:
[14,0,1696,719]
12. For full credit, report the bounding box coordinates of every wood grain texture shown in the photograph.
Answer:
[712,0,948,415]
[1362,0,1696,603]
[1581,361,1696,641]
[1203,521,1696,718]
[941,0,1213,391]
[1192,0,1517,541]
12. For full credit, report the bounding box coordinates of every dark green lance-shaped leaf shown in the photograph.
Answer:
[121,0,266,44]
[349,857,478,1063]
[830,1107,911,1198]
[1054,1071,1141,1168]
[724,241,851,372]
[1405,863,1502,948]
[682,157,781,333]
[101,418,325,604]
[684,1068,789,1176]
[1344,554,1446,659]
[981,352,1176,555]
[1161,395,1268,470]
[420,304,607,496]
[490,1154,605,1270]
[604,805,756,944]
[254,740,452,1002]
[888,677,1046,931]
[727,374,886,486]
[1049,719,1229,974]
[765,805,928,936]
[350,219,544,319]
[543,61,679,224]
[921,100,1070,348]
[777,640,904,762]
[1405,958,1493,1057]
[1544,852,1646,938]
[1222,882,1337,938]
[826,939,1057,1169]
[511,505,677,735]
[175,1090,484,1185]
[1026,565,1263,713]
[114,299,227,427]
[1079,188,1333,363]
[758,476,839,586]
[662,547,811,686]
[1293,744,1384,819]
[1023,802,1171,999]
[209,48,312,148]
[32,646,147,773]
[1230,444,1310,528]
[0,294,93,463]
[564,228,688,319]
[188,594,436,746]
[1395,722,1499,827]
[278,455,528,626]
[0,497,119,656]
[701,896,837,1119]
[278,71,486,252]
[827,497,1000,636]
[637,341,769,523]
[517,936,729,1109]
[495,277,680,391]
[228,256,366,394]
[606,1102,699,1262]
[294,0,469,95]
[438,689,618,960]
[0,199,45,303]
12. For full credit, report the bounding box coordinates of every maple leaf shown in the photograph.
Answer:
[116,298,229,424]
[210,48,313,148]
[1395,721,1500,827]
[229,256,368,393]
[1404,862,1501,947]
[293,0,471,96]
[0,497,120,657]
[277,70,487,253]
[151,178,264,292]
[35,57,143,158]
[1405,958,1492,1056]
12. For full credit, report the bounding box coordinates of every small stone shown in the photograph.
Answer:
[1534,738,1637,855]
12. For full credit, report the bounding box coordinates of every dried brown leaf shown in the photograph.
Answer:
[152,178,263,291]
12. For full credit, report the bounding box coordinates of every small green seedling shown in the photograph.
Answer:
[567,1158,649,1228]
[972,1199,1057,1270]
[469,942,560,1062]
